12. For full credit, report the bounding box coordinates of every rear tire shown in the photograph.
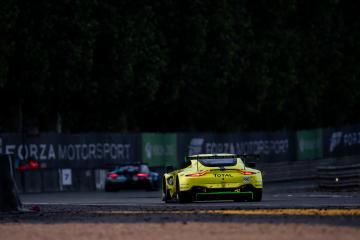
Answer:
[164,188,172,203]
[162,178,172,203]
[252,188,262,202]
[176,179,192,203]
[105,183,116,192]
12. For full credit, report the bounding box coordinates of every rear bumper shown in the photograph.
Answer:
[196,191,253,201]
[187,184,259,201]
[180,182,262,192]
[179,175,263,192]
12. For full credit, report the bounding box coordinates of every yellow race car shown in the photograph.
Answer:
[162,153,263,203]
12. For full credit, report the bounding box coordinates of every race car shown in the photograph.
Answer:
[105,163,159,191]
[162,153,262,203]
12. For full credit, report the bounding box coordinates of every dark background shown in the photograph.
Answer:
[1,0,359,133]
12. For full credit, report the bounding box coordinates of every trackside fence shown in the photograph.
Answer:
[317,164,360,190]
[260,155,360,182]
[0,123,360,192]
[13,168,113,193]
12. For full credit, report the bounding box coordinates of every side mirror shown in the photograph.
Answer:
[246,162,256,168]
[165,166,174,173]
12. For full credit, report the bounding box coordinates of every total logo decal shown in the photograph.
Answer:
[214,173,233,178]
[329,131,360,152]
[188,138,289,155]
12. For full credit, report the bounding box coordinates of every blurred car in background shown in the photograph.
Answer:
[105,163,159,191]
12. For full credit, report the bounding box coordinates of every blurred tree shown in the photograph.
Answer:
[0,0,18,131]
[0,0,359,132]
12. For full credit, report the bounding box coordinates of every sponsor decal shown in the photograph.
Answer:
[243,176,251,183]
[214,173,233,178]
[144,142,176,159]
[188,138,289,156]
[299,139,321,153]
[329,130,360,153]
[205,140,289,155]
[343,131,360,146]
[145,142,152,159]
[188,138,204,155]
[1,143,132,161]
[329,132,343,152]
[296,129,323,160]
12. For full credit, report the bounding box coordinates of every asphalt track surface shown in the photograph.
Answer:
[1,181,360,240]
[0,180,358,226]
[18,180,360,210]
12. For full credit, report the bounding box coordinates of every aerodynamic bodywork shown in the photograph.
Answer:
[162,153,263,203]
[105,163,159,191]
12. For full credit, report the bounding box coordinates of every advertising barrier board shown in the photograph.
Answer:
[142,133,178,168]
[0,133,141,168]
[323,124,360,158]
[296,129,323,160]
[177,131,296,164]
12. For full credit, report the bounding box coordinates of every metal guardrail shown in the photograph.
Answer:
[317,164,360,189]
[257,155,360,183]
[257,160,318,182]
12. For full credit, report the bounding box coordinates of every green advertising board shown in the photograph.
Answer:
[296,129,323,160]
[141,133,178,167]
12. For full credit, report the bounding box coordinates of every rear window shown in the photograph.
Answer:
[199,158,237,167]
[115,165,140,173]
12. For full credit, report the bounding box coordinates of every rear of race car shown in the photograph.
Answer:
[163,154,263,202]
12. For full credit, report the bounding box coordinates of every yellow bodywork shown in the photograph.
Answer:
[163,153,263,201]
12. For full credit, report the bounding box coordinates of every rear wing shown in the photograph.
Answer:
[186,154,260,162]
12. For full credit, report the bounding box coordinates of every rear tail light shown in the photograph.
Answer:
[28,160,39,170]
[239,170,256,175]
[16,164,27,171]
[186,170,209,177]
[107,173,118,179]
[136,173,150,177]
[16,159,40,171]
